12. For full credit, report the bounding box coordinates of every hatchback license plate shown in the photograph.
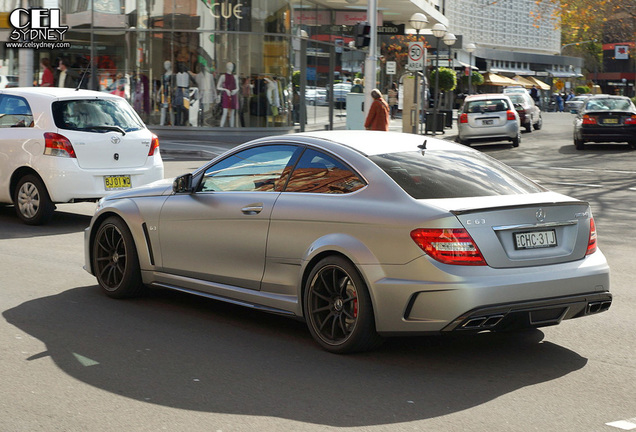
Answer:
[482,119,494,125]
[514,230,557,250]
[104,175,131,190]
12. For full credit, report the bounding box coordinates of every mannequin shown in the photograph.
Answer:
[175,63,190,126]
[189,63,217,126]
[160,60,174,126]
[216,62,239,127]
[265,76,281,116]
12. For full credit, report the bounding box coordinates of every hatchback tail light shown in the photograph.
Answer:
[459,113,468,123]
[586,218,597,256]
[506,110,516,121]
[148,133,160,156]
[44,133,76,158]
[582,115,597,125]
[410,228,487,266]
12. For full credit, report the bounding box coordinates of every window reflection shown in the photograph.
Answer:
[285,148,365,194]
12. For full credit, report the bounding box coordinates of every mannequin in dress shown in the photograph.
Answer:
[216,62,239,127]
[160,60,174,126]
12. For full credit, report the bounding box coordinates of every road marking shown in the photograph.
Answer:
[606,419,636,430]
[73,352,100,367]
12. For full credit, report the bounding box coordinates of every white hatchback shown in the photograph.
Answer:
[0,87,164,224]
[457,93,521,147]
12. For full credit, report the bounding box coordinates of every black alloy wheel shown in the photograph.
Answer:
[92,216,143,298]
[304,256,382,354]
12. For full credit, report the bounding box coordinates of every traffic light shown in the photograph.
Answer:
[354,22,370,48]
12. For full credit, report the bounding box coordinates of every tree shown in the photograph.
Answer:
[429,67,457,92]
[381,35,432,80]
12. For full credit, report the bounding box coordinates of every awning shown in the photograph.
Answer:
[525,76,550,90]
[491,68,535,76]
[547,71,583,78]
[512,75,536,88]
[482,72,519,86]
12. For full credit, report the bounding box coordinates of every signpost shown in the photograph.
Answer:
[386,61,396,75]
[407,42,424,71]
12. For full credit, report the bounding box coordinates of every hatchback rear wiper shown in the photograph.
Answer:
[86,125,126,135]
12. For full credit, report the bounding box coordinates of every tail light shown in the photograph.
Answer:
[410,228,487,266]
[582,115,597,125]
[586,218,597,256]
[624,115,636,125]
[44,133,76,158]
[459,113,468,123]
[506,110,516,121]
[148,133,160,156]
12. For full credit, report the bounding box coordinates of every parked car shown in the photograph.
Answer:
[0,75,19,88]
[333,82,352,107]
[573,94,636,150]
[565,94,592,114]
[84,131,611,354]
[457,94,521,147]
[507,92,543,132]
[0,87,164,224]
[305,87,327,106]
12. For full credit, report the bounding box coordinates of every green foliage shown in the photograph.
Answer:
[460,71,484,87]
[430,67,457,92]
[574,85,590,95]
[292,70,300,87]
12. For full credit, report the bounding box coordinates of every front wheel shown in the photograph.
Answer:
[304,256,383,354]
[574,138,585,150]
[92,216,144,298]
[14,174,55,225]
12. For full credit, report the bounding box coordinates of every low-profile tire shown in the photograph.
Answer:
[92,216,144,299]
[574,138,585,150]
[304,256,383,354]
[511,132,520,147]
[14,174,55,225]
[533,115,543,130]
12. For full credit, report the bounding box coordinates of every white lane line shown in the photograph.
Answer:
[606,419,636,430]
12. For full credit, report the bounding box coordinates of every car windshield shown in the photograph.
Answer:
[464,99,510,113]
[584,98,632,111]
[370,150,545,199]
[52,98,145,132]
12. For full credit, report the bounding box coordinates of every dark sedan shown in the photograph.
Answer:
[573,95,636,150]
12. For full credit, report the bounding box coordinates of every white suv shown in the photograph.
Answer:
[0,87,164,224]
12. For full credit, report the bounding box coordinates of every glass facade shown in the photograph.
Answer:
[0,0,370,130]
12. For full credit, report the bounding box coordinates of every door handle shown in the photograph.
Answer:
[241,204,263,215]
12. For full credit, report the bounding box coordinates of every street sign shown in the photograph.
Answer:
[407,42,424,71]
[386,61,397,75]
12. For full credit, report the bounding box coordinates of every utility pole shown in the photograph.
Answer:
[363,0,377,117]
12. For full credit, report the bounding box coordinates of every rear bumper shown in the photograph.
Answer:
[458,121,519,142]
[442,291,612,332]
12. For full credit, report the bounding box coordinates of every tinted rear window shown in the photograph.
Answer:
[52,98,145,132]
[370,150,545,199]
[464,98,510,113]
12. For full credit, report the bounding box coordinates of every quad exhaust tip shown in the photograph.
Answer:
[587,300,611,314]
[461,314,505,329]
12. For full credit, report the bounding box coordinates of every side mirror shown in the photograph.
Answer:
[173,173,193,193]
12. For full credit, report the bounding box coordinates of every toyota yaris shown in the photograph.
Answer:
[84,131,610,353]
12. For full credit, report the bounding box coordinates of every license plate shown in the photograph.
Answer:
[104,175,131,190]
[482,119,494,125]
[602,118,618,124]
[514,230,557,250]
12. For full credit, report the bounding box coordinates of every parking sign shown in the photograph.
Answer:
[407,42,424,70]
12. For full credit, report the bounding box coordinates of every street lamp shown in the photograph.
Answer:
[430,23,447,136]
[464,42,476,95]
[409,13,428,134]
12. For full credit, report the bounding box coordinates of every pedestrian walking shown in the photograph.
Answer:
[387,82,398,119]
[40,58,55,87]
[364,88,390,131]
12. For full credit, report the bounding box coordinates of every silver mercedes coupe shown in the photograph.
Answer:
[84,131,611,353]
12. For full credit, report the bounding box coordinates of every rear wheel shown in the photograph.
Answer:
[511,132,520,147]
[304,256,383,354]
[14,174,55,225]
[92,216,144,298]
[574,138,585,150]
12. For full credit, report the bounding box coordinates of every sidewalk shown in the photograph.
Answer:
[157,109,459,158]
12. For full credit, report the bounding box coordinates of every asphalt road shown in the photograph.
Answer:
[1,112,634,432]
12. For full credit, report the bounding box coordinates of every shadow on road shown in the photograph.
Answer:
[4,286,588,427]
[0,205,92,239]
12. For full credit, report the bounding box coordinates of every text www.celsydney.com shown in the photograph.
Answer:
[5,40,70,49]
